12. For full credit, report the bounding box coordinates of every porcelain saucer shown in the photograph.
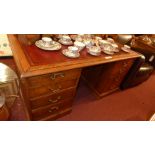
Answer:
[121,47,133,53]
[35,40,62,51]
[87,50,101,56]
[102,50,114,55]
[62,49,80,58]
[121,45,132,53]
[59,39,73,45]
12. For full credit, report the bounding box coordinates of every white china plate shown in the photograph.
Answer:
[35,40,62,51]
[62,49,80,58]
[59,39,73,45]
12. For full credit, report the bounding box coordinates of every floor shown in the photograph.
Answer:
[1,57,155,121]
[57,75,155,121]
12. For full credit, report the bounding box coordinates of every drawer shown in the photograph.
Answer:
[26,68,81,88]
[29,79,78,99]
[31,103,59,121]
[31,99,72,121]
[30,88,76,109]
[95,59,134,94]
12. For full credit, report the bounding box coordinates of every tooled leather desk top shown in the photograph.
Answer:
[8,34,141,78]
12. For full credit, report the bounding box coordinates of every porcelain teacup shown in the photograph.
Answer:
[74,41,85,51]
[111,43,119,52]
[42,37,53,47]
[99,40,114,52]
[88,46,101,55]
[98,40,109,46]
[68,46,79,54]
[62,35,71,42]
[84,39,94,48]
[104,44,114,52]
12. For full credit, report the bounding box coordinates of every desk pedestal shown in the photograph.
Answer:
[82,59,135,98]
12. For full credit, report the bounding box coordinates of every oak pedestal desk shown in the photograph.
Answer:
[8,35,140,121]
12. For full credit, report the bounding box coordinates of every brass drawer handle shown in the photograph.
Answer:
[49,85,62,93]
[48,106,59,113]
[48,96,61,103]
[50,72,65,80]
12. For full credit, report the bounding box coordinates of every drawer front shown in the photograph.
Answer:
[32,103,59,121]
[96,59,134,93]
[29,79,78,99]
[30,88,76,109]
[26,68,81,88]
[31,99,72,121]
[108,59,134,91]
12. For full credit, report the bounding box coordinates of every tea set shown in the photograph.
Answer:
[62,40,86,58]
[87,46,101,56]
[59,35,73,45]
[35,37,61,51]
[35,34,131,58]
[74,41,85,51]
[62,46,80,58]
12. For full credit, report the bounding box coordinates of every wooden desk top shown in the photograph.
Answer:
[8,34,141,78]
